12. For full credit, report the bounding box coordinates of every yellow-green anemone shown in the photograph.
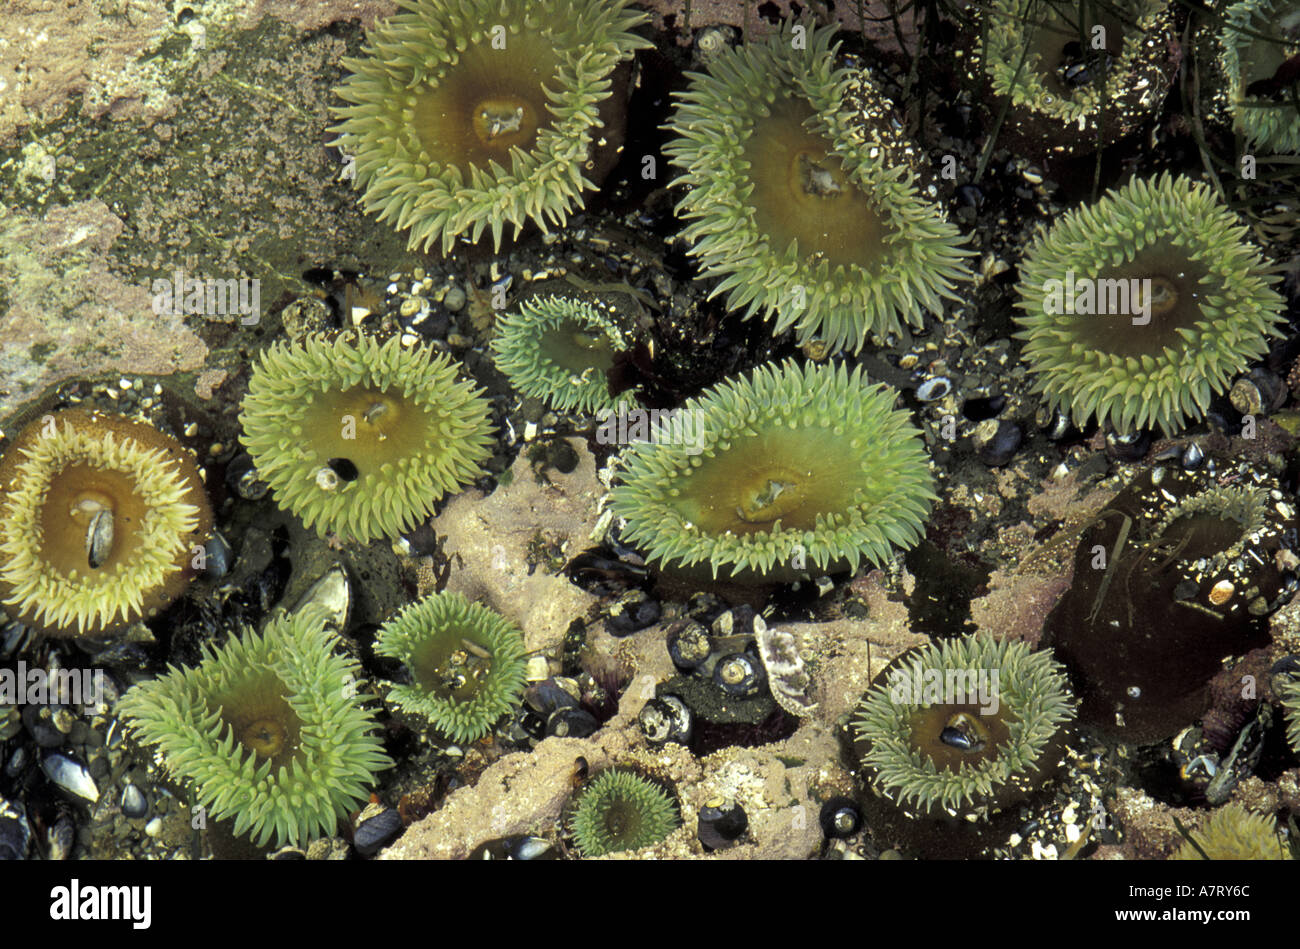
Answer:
[1015,173,1286,434]
[0,409,212,638]
[490,294,630,414]
[374,591,527,743]
[1219,0,1300,154]
[238,333,495,543]
[664,20,971,354]
[330,0,650,253]
[609,359,935,582]
[116,605,392,849]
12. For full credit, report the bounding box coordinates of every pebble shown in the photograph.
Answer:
[144,817,163,838]
[444,286,466,311]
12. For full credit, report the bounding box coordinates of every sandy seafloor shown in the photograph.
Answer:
[1,0,1299,867]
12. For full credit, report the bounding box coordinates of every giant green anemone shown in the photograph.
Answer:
[1171,803,1289,859]
[852,634,1076,819]
[1219,0,1300,154]
[664,21,971,355]
[374,591,527,743]
[330,0,650,253]
[239,333,495,544]
[0,409,212,638]
[490,294,630,414]
[974,0,1175,154]
[609,360,935,582]
[1015,173,1286,435]
[116,606,392,849]
[568,769,680,857]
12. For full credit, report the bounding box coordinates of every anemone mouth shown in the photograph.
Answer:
[909,704,1016,772]
[745,96,891,270]
[1220,0,1300,152]
[610,360,936,581]
[0,409,211,637]
[212,672,304,773]
[375,592,528,743]
[116,606,392,849]
[1014,173,1285,435]
[852,635,1076,816]
[410,33,560,167]
[491,295,630,413]
[330,0,651,253]
[664,20,971,354]
[239,333,495,543]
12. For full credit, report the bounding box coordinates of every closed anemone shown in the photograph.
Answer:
[664,20,971,354]
[374,591,528,743]
[1015,173,1286,435]
[238,333,495,543]
[330,0,651,253]
[490,294,630,414]
[610,359,935,582]
[976,0,1176,153]
[1219,0,1300,154]
[568,769,679,857]
[116,606,392,849]
[0,409,211,637]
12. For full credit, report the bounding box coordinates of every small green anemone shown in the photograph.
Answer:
[610,359,935,582]
[568,769,680,857]
[664,20,971,354]
[490,295,630,413]
[852,634,1075,817]
[238,333,495,543]
[116,606,392,849]
[1015,173,1286,435]
[1171,803,1289,859]
[374,591,527,743]
[1219,0,1300,154]
[330,0,650,253]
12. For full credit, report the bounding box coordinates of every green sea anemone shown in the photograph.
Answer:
[1171,803,1289,859]
[0,409,212,638]
[974,0,1175,154]
[852,634,1075,818]
[568,769,680,857]
[664,20,971,355]
[610,359,935,582]
[116,606,391,849]
[239,332,495,544]
[490,294,629,413]
[330,0,651,254]
[1014,172,1286,435]
[1278,674,1300,755]
[1219,0,1300,154]
[374,591,527,743]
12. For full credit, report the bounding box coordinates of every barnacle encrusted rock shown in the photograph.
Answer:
[330,0,651,253]
[664,20,971,354]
